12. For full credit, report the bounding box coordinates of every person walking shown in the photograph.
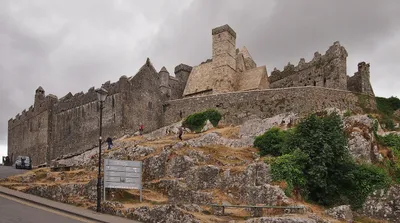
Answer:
[139,124,144,135]
[178,126,183,141]
[106,137,113,150]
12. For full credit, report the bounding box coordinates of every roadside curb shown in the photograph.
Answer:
[0,186,137,223]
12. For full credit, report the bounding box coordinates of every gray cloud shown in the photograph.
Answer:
[1,0,400,158]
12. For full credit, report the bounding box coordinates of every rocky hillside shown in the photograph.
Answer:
[1,109,398,223]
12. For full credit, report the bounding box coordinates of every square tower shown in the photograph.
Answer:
[212,24,238,93]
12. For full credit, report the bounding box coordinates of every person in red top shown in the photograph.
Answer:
[139,124,144,135]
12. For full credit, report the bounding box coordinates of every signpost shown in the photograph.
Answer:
[104,159,142,202]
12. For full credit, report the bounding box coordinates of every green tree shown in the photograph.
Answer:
[266,112,390,208]
[254,127,289,156]
[270,149,308,196]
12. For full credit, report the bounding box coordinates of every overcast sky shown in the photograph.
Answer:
[1,0,400,161]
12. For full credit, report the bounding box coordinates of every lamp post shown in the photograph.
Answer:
[95,87,108,212]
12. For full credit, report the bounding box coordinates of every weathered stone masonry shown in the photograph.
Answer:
[8,24,376,166]
[163,87,376,126]
[8,59,190,166]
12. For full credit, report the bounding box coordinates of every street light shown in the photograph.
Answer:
[95,87,108,212]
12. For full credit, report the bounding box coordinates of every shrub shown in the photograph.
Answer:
[378,133,400,183]
[375,96,400,130]
[344,164,391,208]
[380,115,395,130]
[344,109,352,117]
[376,96,400,116]
[254,127,288,156]
[260,112,391,208]
[378,133,400,149]
[182,109,222,132]
[271,149,308,196]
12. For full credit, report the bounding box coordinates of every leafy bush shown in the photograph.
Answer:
[376,96,400,116]
[344,109,352,117]
[182,109,222,132]
[341,164,391,208]
[270,149,308,196]
[378,133,400,183]
[380,115,395,130]
[378,133,400,149]
[254,127,289,156]
[264,112,390,208]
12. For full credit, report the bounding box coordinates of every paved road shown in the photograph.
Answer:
[0,194,93,223]
[0,166,27,179]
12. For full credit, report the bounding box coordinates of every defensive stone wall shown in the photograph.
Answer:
[51,60,170,160]
[163,87,376,126]
[8,59,189,165]
[269,41,348,90]
[8,95,58,165]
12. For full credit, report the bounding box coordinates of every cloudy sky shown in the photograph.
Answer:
[1,0,399,161]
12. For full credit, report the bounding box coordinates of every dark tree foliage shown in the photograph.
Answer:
[259,113,391,208]
[254,127,289,156]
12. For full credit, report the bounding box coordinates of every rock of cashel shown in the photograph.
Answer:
[8,24,376,166]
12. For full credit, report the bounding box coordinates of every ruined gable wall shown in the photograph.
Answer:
[122,63,165,135]
[183,61,214,97]
[8,96,57,166]
[269,42,348,90]
[163,87,376,126]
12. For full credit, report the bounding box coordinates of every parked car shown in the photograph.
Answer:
[15,156,32,170]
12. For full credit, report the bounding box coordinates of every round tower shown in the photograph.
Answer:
[159,67,171,97]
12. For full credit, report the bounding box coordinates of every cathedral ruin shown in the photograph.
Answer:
[8,24,376,166]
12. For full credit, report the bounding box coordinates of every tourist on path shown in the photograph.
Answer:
[178,126,183,141]
[106,137,113,150]
[139,124,144,135]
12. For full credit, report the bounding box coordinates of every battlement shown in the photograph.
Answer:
[270,41,348,83]
[8,94,57,129]
[54,78,129,114]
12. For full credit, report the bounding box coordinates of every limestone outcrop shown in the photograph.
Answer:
[361,185,400,222]
[324,205,353,222]
[344,115,379,163]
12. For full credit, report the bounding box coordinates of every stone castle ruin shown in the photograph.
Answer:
[8,24,376,166]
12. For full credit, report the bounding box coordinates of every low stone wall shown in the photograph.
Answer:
[163,86,376,126]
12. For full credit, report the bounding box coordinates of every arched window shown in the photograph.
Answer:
[313,81,316,86]
[323,78,327,87]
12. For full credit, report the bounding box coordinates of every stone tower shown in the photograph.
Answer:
[357,62,374,95]
[34,86,45,107]
[159,67,171,97]
[175,64,192,84]
[212,24,237,93]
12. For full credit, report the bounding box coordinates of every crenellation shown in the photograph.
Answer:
[269,41,349,91]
